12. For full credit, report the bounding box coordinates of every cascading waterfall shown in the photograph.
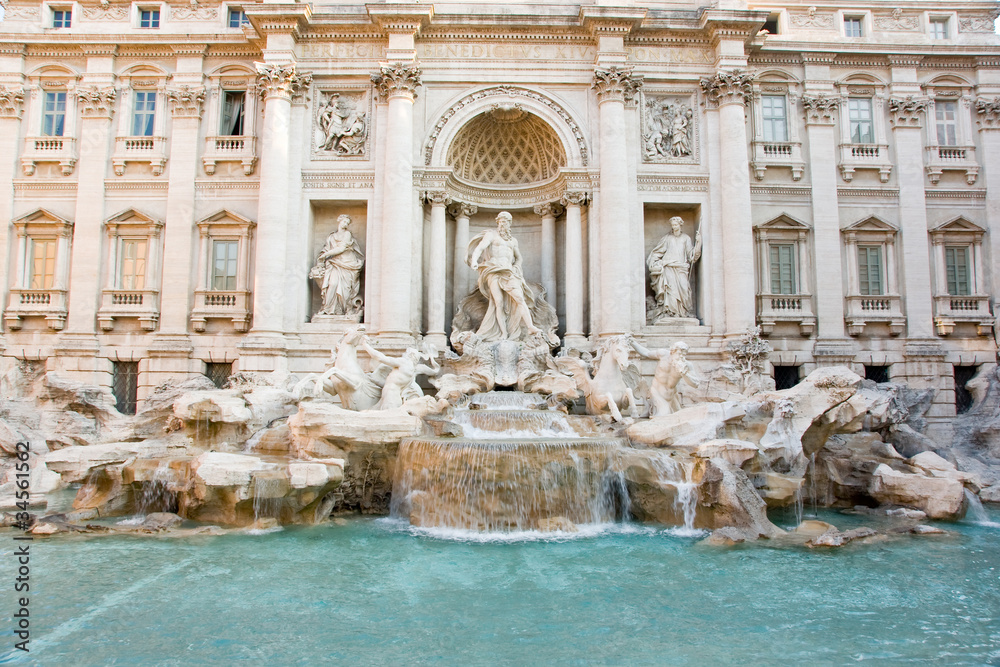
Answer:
[251,474,285,522]
[964,490,1000,528]
[648,452,698,531]
[135,462,176,517]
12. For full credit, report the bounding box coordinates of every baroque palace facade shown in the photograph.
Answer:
[0,0,999,437]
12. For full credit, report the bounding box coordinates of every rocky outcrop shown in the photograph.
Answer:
[626,401,745,448]
[870,463,966,519]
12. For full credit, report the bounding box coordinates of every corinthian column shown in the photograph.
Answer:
[561,191,589,347]
[0,86,25,341]
[423,190,451,349]
[252,63,311,337]
[534,202,559,308]
[977,98,1000,344]
[371,62,421,340]
[701,70,756,334]
[451,202,477,308]
[593,66,642,337]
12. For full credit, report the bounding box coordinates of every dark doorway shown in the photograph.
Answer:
[773,365,801,390]
[113,361,139,415]
[864,365,890,383]
[954,365,978,415]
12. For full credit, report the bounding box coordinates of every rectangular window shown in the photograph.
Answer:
[205,362,233,389]
[945,245,971,296]
[42,91,66,137]
[29,239,57,290]
[848,98,875,144]
[762,14,779,35]
[844,17,863,38]
[864,365,890,384]
[954,365,978,414]
[228,9,249,28]
[930,19,949,40]
[935,101,958,146]
[769,244,796,295]
[773,366,801,390]
[761,95,788,142]
[220,91,245,136]
[112,361,139,415]
[132,91,156,136]
[857,245,883,296]
[119,239,148,290]
[52,9,72,27]
[139,8,160,28]
[211,240,238,291]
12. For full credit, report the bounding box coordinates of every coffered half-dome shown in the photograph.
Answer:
[446,105,567,186]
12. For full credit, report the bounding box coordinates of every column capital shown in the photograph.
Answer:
[255,62,312,102]
[77,86,117,119]
[371,62,422,101]
[0,86,25,119]
[167,85,206,118]
[801,94,839,125]
[700,70,754,107]
[422,190,452,207]
[450,202,478,218]
[560,191,590,207]
[888,96,929,128]
[533,202,561,218]
[976,97,1000,129]
[592,66,642,103]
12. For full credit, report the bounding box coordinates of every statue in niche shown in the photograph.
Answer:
[466,211,544,342]
[310,214,364,317]
[647,216,701,321]
[317,93,367,156]
[643,98,694,161]
[359,339,440,411]
[630,338,701,417]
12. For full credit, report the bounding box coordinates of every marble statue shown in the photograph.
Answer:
[310,215,364,316]
[647,216,701,321]
[317,93,367,155]
[466,211,543,342]
[314,326,383,410]
[555,335,641,422]
[360,340,440,411]
[630,338,701,417]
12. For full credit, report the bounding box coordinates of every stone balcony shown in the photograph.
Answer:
[845,294,905,336]
[112,136,167,176]
[5,288,68,331]
[924,145,979,185]
[838,143,892,183]
[933,294,993,336]
[97,289,160,332]
[750,141,805,181]
[190,289,252,332]
[756,293,816,337]
[21,136,77,176]
[202,136,257,176]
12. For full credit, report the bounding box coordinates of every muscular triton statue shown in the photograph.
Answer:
[466,211,543,341]
[647,216,701,320]
[630,338,701,417]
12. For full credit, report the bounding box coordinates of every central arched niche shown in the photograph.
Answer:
[446,105,567,186]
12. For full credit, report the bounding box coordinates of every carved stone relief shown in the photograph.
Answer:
[642,94,696,162]
[170,7,218,21]
[789,11,835,29]
[959,14,1000,33]
[874,11,919,32]
[82,5,129,20]
[314,90,369,158]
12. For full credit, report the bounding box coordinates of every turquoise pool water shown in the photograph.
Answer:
[3,508,999,665]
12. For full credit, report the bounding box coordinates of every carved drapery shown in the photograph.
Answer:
[167,86,206,118]
[255,63,312,102]
[801,95,839,125]
[371,62,422,101]
[976,97,1000,128]
[592,66,642,103]
[0,86,25,118]
[700,70,754,107]
[888,96,929,128]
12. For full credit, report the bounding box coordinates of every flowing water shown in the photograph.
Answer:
[3,506,999,665]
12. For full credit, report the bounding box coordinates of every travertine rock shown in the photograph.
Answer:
[692,438,757,467]
[173,391,253,425]
[626,401,745,448]
[45,440,187,483]
[870,463,965,519]
[288,401,424,459]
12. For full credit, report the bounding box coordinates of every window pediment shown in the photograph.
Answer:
[756,213,810,231]
[843,216,896,233]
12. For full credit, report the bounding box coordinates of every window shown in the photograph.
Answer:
[228,9,249,28]
[848,98,874,144]
[30,239,57,290]
[206,362,233,389]
[954,365,977,414]
[112,361,139,415]
[132,91,156,136]
[944,246,971,296]
[139,8,160,28]
[42,91,66,137]
[212,240,239,290]
[773,366,800,390]
[769,244,796,295]
[857,246,883,296]
[52,9,71,27]
[762,14,779,35]
[935,101,958,146]
[864,365,890,383]
[220,91,245,136]
[844,17,863,38]
[761,95,787,143]
[119,239,148,290]
[930,18,949,40]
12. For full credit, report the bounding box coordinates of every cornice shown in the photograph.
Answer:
[837,187,900,199]
[366,4,433,35]
[579,6,647,35]
[245,5,312,39]
[925,188,987,201]
[301,171,377,190]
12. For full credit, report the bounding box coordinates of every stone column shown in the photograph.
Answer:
[451,202,476,308]
[534,202,558,307]
[371,63,421,341]
[250,63,311,338]
[889,96,935,338]
[0,86,25,349]
[802,94,847,339]
[701,70,756,335]
[423,190,451,350]
[561,191,588,347]
[976,98,1000,344]
[592,66,641,337]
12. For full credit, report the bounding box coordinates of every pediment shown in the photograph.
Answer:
[843,216,897,233]
[13,208,72,227]
[931,216,984,234]
[106,208,161,227]
[756,213,810,230]
[197,209,255,227]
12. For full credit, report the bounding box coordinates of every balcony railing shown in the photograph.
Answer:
[838,143,892,183]
[933,294,993,336]
[190,289,252,332]
[751,140,804,181]
[112,136,167,176]
[21,136,78,176]
[97,289,160,331]
[845,294,905,336]
[756,293,816,336]
[924,145,979,185]
[203,135,257,176]
[5,288,68,331]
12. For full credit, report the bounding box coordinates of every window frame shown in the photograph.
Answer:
[847,97,875,144]
[844,16,864,38]
[41,91,67,137]
[51,7,72,28]
[228,8,250,28]
[219,90,246,136]
[131,90,157,137]
[760,94,788,143]
[136,6,161,29]
[856,245,884,296]
[210,238,240,291]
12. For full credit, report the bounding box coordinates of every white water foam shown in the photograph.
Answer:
[376,517,672,543]
[964,490,1000,528]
